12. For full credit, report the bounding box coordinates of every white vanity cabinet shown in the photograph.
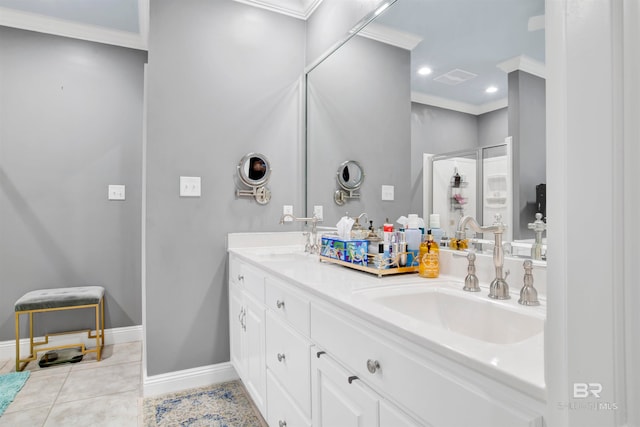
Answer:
[228,256,267,416]
[310,301,543,427]
[228,247,544,427]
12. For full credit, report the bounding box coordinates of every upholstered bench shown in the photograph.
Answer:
[14,286,105,371]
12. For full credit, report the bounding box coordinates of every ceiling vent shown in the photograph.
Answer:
[433,69,478,86]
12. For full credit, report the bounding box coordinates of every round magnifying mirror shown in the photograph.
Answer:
[336,160,364,191]
[238,153,271,187]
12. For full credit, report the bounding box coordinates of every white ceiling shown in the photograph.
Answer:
[364,0,545,113]
[0,0,544,113]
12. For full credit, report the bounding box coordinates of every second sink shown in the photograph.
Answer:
[355,283,544,345]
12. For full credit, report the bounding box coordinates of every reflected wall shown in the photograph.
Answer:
[306,35,411,227]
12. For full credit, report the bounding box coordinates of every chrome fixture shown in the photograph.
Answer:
[453,251,480,292]
[235,153,272,204]
[456,213,510,300]
[334,160,365,205]
[518,260,540,306]
[366,359,381,374]
[527,213,547,260]
[279,213,320,254]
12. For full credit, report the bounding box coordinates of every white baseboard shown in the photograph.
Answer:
[143,362,239,397]
[0,325,142,360]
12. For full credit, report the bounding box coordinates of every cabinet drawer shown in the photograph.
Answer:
[265,276,310,335]
[310,303,541,427]
[267,370,311,427]
[266,311,312,417]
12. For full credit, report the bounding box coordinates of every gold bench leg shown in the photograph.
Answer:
[15,312,19,372]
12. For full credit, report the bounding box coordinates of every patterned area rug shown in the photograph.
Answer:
[143,380,266,427]
[0,371,30,416]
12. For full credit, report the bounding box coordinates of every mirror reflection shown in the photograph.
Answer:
[337,160,364,191]
[335,160,364,206]
[305,0,545,260]
[238,153,271,187]
[236,152,272,205]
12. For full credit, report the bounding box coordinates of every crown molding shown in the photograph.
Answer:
[411,91,508,116]
[232,0,323,20]
[497,55,546,79]
[358,22,422,50]
[0,1,148,51]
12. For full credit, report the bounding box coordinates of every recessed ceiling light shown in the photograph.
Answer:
[418,66,432,76]
[486,86,498,93]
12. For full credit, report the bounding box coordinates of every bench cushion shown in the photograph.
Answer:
[15,286,105,312]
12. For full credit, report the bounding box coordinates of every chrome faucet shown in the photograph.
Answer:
[456,213,510,300]
[527,213,547,260]
[279,214,320,254]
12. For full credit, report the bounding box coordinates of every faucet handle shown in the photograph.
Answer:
[463,252,480,292]
[518,260,540,306]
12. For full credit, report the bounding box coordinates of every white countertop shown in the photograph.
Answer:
[228,232,546,403]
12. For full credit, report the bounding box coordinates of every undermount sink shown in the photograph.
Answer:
[355,283,544,345]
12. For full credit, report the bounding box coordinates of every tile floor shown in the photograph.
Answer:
[0,341,142,427]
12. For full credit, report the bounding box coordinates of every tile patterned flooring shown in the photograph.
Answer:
[0,342,142,426]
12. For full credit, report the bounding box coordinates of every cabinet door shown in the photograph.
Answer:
[244,293,266,416]
[380,399,423,427]
[229,281,245,379]
[312,352,378,427]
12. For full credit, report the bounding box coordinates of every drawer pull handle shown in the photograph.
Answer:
[277,353,286,362]
[316,351,326,359]
[348,375,359,384]
[366,359,380,374]
[279,421,287,427]
[276,300,285,309]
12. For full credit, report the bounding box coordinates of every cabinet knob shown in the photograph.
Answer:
[277,353,286,362]
[366,359,380,374]
[279,421,287,427]
[237,274,244,281]
[276,300,285,309]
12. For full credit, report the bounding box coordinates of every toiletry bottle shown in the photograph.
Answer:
[419,230,440,278]
[429,213,444,244]
[405,214,422,266]
[383,218,393,257]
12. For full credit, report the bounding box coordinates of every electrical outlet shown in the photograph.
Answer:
[108,185,125,201]
[180,176,201,197]
[313,205,323,221]
[381,185,394,201]
[283,205,293,222]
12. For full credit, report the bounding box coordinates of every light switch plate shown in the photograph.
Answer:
[108,185,125,200]
[313,205,323,221]
[180,176,201,197]
[381,185,394,201]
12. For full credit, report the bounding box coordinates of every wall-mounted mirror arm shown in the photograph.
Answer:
[236,187,271,205]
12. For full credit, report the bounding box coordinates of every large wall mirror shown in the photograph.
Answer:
[306,0,546,259]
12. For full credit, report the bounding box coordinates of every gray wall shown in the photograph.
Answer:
[508,70,546,238]
[306,35,411,227]
[478,107,508,147]
[0,27,146,340]
[410,103,480,214]
[145,0,305,376]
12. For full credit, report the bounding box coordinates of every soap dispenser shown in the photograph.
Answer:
[418,230,439,278]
